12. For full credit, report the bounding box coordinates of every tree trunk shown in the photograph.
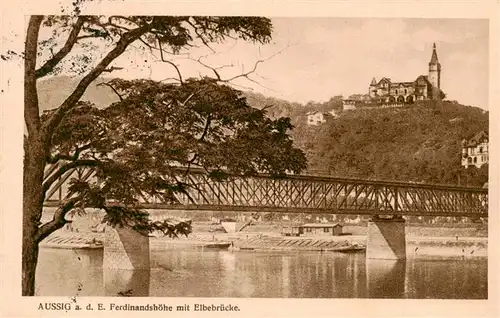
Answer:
[21,225,40,296]
[22,138,46,296]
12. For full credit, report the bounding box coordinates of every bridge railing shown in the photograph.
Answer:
[43,165,488,217]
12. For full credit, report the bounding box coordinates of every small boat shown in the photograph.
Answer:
[238,247,255,251]
[203,242,231,250]
[334,244,366,253]
[40,241,103,250]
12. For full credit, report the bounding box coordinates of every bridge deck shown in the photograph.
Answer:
[43,166,488,217]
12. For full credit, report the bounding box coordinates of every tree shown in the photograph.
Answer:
[22,15,306,296]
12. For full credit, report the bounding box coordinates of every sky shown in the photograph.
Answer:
[105,17,490,109]
[27,17,489,109]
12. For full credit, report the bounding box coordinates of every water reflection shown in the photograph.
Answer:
[404,259,487,299]
[36,249,487,299]
[366,259,406,298]
[104,269,150,297]
[36,248,104,296]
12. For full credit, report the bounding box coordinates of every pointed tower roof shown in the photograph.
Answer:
[370,77,377,86]
[430,43,439,64]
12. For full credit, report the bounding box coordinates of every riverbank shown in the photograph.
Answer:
[38,210,488,258]
[185,230,488,258]
[40,227,488,259]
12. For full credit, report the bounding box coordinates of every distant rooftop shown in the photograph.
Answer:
[298,223,342,228]
[462,131,488,147]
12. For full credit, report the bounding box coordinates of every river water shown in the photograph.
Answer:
[35,248,487,299]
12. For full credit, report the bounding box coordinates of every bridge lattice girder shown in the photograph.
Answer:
[43,165,488,217]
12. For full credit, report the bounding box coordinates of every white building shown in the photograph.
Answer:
[461,131,488,168]
[342,100,356,111]
[306,111,326,126]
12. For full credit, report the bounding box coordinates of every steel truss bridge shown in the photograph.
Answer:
[43,165,488,218]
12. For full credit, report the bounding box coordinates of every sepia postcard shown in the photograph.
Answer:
[1,0,499,317]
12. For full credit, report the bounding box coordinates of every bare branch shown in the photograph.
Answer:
[236,73,276,92]
[186,20,216,53]
[223,59,263,82]
[102,66,124,73]
[97,81,124,101]
[36,197,80,242]
[35,17,86,79]
[156,35,183,84]
[191,45,288,90]
[192,55,222,81]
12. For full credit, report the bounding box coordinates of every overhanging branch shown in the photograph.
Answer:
[36,197,80,242]
[42,159,99,196]
[47,143,92,164]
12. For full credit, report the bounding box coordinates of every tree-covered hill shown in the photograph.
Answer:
[292,101,488,186]
[241,91,488,186]
[39,77,488,186]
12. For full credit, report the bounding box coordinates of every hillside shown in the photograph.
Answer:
[38,76,119,111]
[38,77,488,187]
[293,102,488,186]
[240,93,488,187]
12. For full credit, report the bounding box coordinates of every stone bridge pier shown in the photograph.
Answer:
[103,226,151,296]
[366,215,406,260]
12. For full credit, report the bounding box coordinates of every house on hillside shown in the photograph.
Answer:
[342,99,356,111]
[461,131,489,168]
[307,110,340,126]
[348,94,371,102]
[306,111,326,126]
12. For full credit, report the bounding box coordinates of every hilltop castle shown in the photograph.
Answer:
[344,43,445,108]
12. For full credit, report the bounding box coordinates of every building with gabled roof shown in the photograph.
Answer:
[306,110,340,126]
[306,111,326,126]
[282,223,344,237]
[461,131,489,168]
[367,43,445,105]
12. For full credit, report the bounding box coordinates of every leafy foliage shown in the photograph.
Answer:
[48,77,306,233]
[24,15,285,242]
[22,13,284,296]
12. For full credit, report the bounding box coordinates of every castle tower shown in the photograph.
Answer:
[369,77,377,97]
[428,43,441,89]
